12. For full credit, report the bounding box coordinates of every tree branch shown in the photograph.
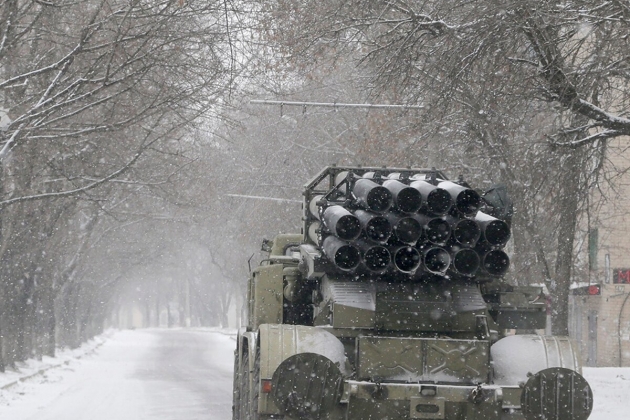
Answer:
[0,139,153,208]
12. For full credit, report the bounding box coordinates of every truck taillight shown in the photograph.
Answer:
[572,284,601,295]
[261,379,272,393]
[588,285,601,295]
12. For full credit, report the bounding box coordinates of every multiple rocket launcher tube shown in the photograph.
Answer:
[310,172,511,280]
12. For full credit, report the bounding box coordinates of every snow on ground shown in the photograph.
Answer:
[0,328,627,419]
[0,328,236,420]
[0,332,110,392]
[583,367,630,420]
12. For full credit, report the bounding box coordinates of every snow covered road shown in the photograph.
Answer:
[0,329,235,420]
[1,328,628,419]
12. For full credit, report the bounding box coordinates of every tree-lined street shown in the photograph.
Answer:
[1,0,630,401]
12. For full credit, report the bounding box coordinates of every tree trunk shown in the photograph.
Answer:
[45,305,56,357]
[144,301,151,328]
[551,149,582,335]
[0,171,4,372]
[0,309,5,372]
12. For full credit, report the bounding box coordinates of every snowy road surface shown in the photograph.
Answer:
[0,329,235,420]
[1,328,629,419]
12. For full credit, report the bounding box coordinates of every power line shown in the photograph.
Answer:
[250,99,424,111]
[225,194,301,203]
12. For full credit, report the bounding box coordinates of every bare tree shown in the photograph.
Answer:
[0,0,239,369]
[259,0,630,334]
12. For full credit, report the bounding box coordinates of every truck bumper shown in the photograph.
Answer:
[339,380,524,420]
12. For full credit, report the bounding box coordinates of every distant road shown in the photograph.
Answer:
[0,329,235,420]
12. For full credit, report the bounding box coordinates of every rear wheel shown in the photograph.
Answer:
[232,350,241,420]
[241,348,252,420]
[241,343,282,420]
[250,346,261,420]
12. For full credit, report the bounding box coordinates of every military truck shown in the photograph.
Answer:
[232,166,593,420]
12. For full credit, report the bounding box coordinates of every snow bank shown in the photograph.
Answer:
[0,331,111,391]
[583,367,630,420]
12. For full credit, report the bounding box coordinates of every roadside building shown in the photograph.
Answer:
[570,137,630,367]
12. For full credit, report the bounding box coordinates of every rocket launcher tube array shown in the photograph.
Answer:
[311,169,511,280]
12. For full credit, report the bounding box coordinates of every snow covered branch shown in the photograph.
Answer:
[0,140,149,207]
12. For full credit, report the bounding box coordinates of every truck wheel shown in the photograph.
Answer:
[232,350,241,420]
[250,346,261,420]
[241,349,252,420]
[243,344,279,420]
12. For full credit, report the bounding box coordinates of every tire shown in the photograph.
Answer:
[241,348,252,420]
[232,350,241,420]
[242,343,280,420]
[250,346,261,420]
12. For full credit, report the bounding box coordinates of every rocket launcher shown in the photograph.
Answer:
[303,167,511,281]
